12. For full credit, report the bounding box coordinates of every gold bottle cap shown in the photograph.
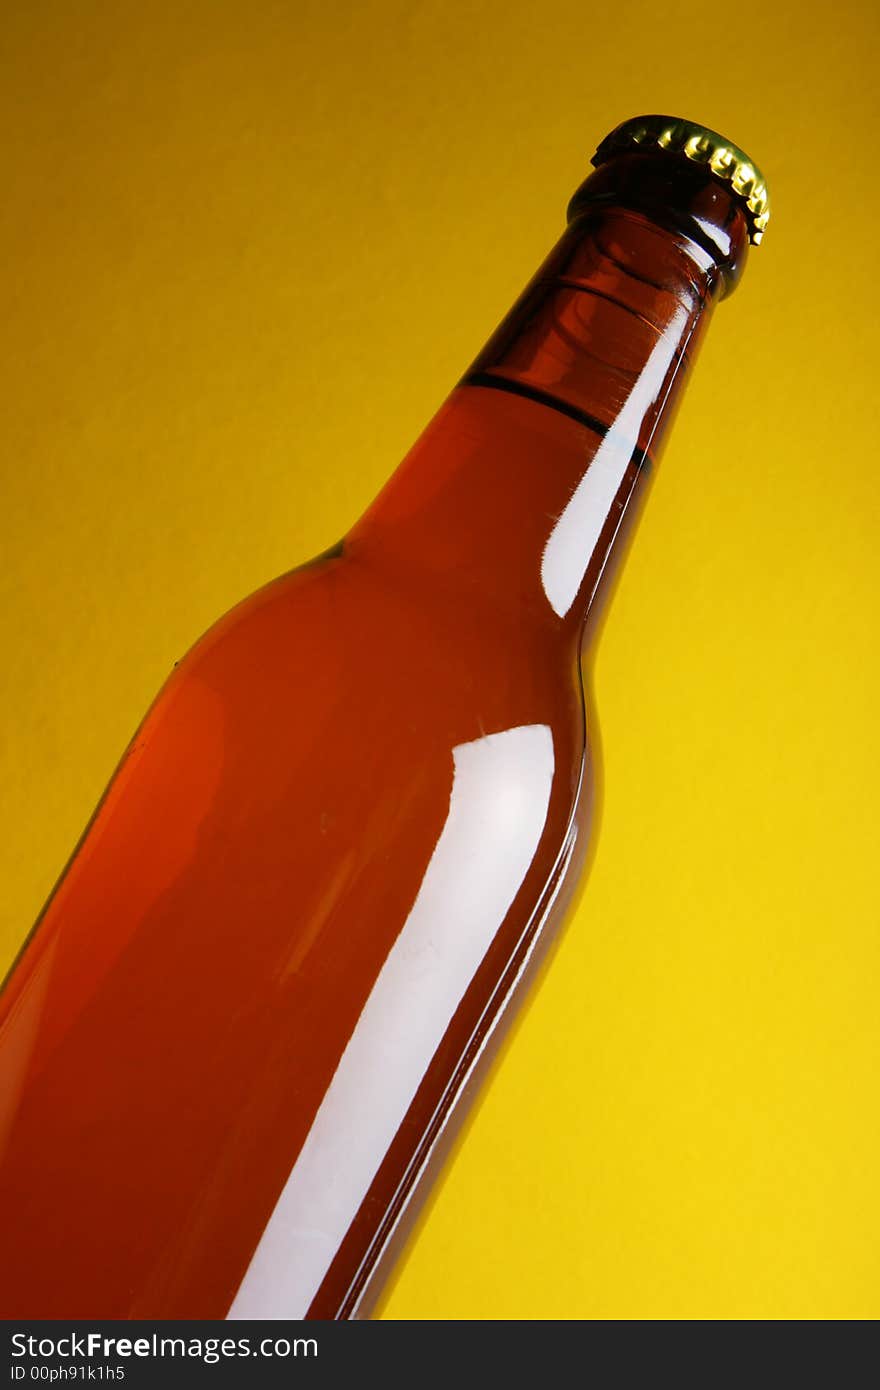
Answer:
[591,115,770,245]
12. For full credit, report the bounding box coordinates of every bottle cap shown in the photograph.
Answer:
[591,115,770,245]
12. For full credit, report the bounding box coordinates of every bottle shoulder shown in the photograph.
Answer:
[93,543,591,923]
[180,540,586,760]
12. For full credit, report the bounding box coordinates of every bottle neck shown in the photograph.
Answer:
[349,157,748,642]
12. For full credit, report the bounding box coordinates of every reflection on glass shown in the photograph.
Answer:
[541,305,689,618]
[228,724,554,1319]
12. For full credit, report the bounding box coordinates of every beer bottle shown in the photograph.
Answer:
[0,116,770,1319]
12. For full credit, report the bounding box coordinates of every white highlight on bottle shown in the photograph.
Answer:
[227,722,555,1320]
[540,305,689,618]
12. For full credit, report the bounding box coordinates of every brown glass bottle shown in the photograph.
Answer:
[0,117,768,1319]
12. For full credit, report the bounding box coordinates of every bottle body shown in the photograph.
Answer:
[0,151,750,1318]
[0,388,595,1319]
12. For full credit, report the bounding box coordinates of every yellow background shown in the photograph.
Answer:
[2,1,878,1320]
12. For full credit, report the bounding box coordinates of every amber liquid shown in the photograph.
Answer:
[0,154,749,1318]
